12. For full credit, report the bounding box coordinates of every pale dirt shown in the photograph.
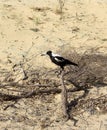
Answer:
[0,0,107,130]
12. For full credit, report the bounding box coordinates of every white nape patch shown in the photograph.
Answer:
[52,52,61,57]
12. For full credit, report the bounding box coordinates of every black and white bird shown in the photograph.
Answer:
[42,50,78,70]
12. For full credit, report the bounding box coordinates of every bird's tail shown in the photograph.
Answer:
[67,60,78,67]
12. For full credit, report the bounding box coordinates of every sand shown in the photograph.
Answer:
[0,0,107,129]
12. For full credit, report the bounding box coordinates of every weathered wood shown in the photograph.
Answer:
[60,70,69,119]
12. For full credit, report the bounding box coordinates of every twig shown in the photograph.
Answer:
[3,100,18,110]
[57,0,65,19]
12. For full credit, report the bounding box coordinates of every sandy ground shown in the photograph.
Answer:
[0,0,107,130]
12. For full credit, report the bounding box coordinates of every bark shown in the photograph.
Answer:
[60,70,69,119]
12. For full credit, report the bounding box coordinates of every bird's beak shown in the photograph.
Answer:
[41,53,46,56]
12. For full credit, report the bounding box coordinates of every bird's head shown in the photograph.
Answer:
[46,51,52,56]
[41,50,52,56]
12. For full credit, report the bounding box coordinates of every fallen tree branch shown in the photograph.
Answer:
[0,82,50,88]
[0,87,86,101]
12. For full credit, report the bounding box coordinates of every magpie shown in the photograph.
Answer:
[42,50,78,69]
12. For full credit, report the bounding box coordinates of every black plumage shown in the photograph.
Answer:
[46,51,78,69]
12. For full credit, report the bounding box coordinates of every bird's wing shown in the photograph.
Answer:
[54,56,65,62]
